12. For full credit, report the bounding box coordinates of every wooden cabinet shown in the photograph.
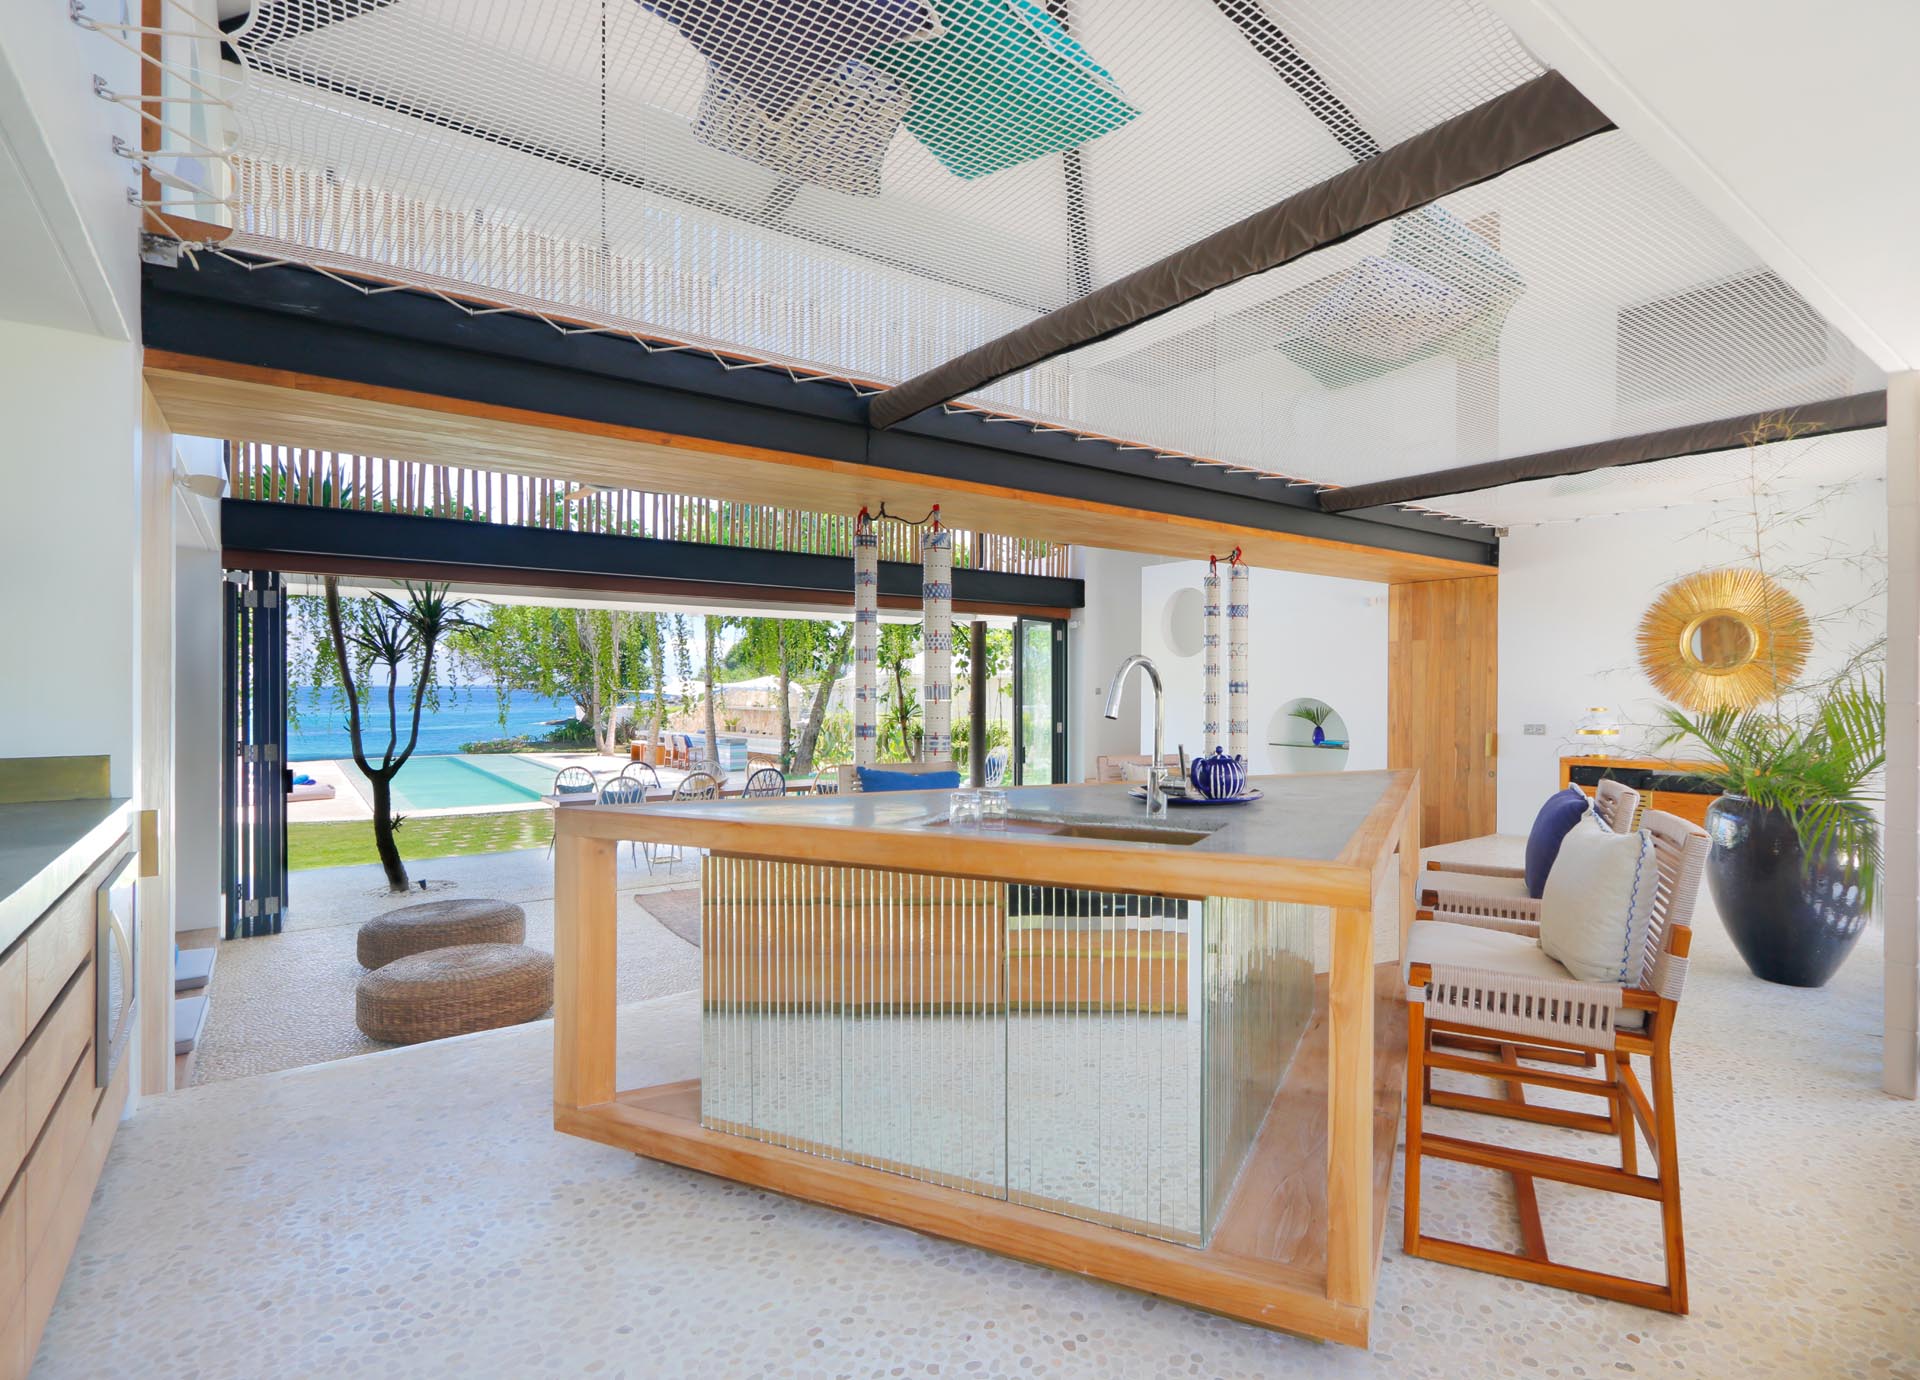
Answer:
[0,832,129,1380]
[1559,756,1721,828]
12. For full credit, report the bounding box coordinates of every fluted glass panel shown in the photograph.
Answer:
[1201,898,1319,1233]
[701,856,1006,1194]
[1005,886,1203,1242]
[701,855,1314,1246]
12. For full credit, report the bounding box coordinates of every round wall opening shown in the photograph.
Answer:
[1161,587,1205,658]
[1268,698,1350,773]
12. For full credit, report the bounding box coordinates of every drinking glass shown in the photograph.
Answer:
[949,789,983,830]
[980,788,1009,832]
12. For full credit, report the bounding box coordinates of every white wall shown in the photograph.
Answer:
[1497,479,1888,833]
[1067,547,1169,782]
[0,320,142,793]
[1137,562,1389,774]
[0,0,140,337]
[172,512,223,934]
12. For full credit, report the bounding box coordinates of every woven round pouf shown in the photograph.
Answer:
[355,943,554,1045]
[357,898,526,969]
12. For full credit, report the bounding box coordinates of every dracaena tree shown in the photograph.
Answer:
[320,578,478,892]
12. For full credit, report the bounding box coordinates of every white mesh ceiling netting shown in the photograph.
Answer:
[219,0,1884,519]
[1409,425,1887,530]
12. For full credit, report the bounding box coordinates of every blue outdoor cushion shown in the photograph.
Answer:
[857,767,962,793]
[1523,786,1593,898]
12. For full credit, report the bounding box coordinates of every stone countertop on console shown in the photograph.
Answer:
[0,797,133,951]
[556,772,1417,907]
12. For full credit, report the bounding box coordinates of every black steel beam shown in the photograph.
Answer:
[1319,391,1890,512]
[220,500,1085,611]
[866,72,1612,429]
[145,255,1494,566]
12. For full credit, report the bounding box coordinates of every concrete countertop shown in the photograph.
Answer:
[0,797,133,953]
[557,773,1418,908]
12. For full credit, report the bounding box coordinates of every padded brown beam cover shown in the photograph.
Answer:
[868,70,1612,430]
[1319,391,1890,513]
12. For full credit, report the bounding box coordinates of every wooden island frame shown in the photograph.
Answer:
[551,772,1419,1347]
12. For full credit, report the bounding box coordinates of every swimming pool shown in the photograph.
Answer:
[342,754,565,812]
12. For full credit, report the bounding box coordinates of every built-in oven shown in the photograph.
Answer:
[96,853,137,1088]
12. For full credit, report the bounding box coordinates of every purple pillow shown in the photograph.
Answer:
[1523,787,1592,898]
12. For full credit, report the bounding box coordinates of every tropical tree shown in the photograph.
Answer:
[791,622,853,777]
[877,623,922,761]
[729,618,855,769]
[642,613,668,760]
[319,578,477,892]
[698,614,735,772]
[453,606,657,755]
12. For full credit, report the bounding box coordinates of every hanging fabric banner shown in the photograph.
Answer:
[1228,551,1250,761]
[921,508,952,762]
[1202,556,1223,749]
[853,508,879,767]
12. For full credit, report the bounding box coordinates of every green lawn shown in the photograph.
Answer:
[289,808,553,871]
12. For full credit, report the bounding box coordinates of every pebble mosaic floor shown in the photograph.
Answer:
[190,847,703,1084]
[34,841,1920,1378]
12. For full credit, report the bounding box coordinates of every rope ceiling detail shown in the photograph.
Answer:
[212,0,1884,523]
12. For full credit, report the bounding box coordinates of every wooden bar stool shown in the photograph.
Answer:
[1402,808,1707,1312]
[1421,778,1641,925]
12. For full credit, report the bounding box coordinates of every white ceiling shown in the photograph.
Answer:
[1485,0,1920,374]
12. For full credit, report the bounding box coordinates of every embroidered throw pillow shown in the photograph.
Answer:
[1539,816,1658,985]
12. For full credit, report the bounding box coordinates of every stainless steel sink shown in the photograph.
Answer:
[919,812,1211,846]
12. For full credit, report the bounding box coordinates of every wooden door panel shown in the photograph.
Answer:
[1389,577,1497,846]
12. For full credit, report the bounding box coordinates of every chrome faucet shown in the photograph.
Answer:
[1104,654,1168,818]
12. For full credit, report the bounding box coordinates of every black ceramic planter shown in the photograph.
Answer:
[1704,795,1870,988]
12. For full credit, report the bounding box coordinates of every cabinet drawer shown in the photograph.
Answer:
[23,880,92,1038]
[0,1173,21,1335]
[21,1055,93,1265]
[0,953,22,1088]
[0,962,93,1194]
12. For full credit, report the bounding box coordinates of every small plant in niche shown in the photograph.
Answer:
[1289,700,1334,746]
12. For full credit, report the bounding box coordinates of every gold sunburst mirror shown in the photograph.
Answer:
[1637,568,1810,710]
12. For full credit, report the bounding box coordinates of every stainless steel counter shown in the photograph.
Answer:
[0,797,133,952]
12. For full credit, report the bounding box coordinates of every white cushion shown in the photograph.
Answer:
[1406,919,1574,984]
[1538,815,1657,985]
[1119,760,1155,784]
[1406,920,1645,1030]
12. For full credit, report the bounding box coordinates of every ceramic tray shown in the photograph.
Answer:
[1127,787,1264,807]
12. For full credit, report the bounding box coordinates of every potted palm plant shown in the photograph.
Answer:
[1289,700,1334,747]
[1658,675,1883,987]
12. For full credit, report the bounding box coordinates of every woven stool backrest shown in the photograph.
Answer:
[1636,809,1708,992]
[1594,777,1642,832]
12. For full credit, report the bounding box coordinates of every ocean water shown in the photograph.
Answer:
[288,686,579,762]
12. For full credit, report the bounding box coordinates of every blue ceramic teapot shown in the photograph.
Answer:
[1189,747,1248,801]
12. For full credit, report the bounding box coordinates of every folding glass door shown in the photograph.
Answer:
[1011,616,1067,786]
[222,569,287,938]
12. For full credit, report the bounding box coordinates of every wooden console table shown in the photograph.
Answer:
[1559,755,1722,827]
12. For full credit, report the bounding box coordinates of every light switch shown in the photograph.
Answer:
[1523,723,1547,736]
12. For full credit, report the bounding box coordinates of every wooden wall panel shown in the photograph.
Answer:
[1388,577,1497,846]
